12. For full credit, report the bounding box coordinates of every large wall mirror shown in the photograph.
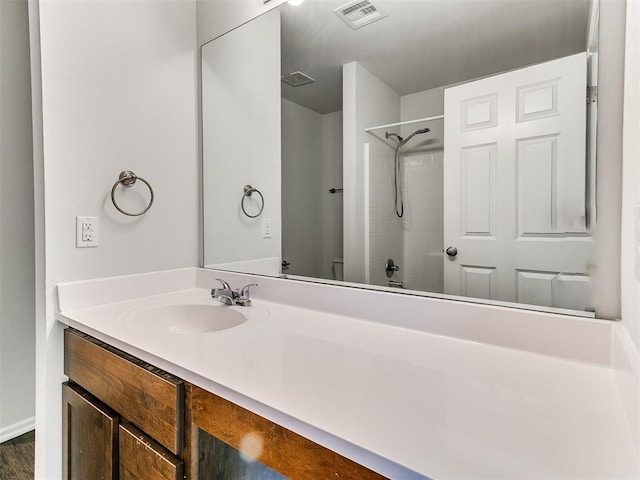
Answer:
[202,0,607,316]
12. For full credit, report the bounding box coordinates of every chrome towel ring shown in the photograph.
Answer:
[241,185,264,218]
[111,170,154,217]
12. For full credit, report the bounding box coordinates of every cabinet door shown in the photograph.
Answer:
[62,382,118,480]
[119,422,183,480]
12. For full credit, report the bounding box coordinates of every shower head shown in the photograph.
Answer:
[402,127,430,145]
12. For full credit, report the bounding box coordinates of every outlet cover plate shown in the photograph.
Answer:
[262,218,272,239]
[76,216,99,248]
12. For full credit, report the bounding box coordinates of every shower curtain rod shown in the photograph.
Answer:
[364,114,444,132]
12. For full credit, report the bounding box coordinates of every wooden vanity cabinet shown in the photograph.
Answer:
[63,328,388,480]
[63,328,184,480]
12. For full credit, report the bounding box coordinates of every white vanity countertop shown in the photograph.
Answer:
[56,271,639,480]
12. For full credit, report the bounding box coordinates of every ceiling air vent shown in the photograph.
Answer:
[334,0,388,30]
[281,71,315,87]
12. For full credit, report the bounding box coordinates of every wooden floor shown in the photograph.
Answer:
[0,430,35,480]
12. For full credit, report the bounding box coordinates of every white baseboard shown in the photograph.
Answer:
[0,416,35,444]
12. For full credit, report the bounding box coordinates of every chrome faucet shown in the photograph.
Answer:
[211,279,257,307]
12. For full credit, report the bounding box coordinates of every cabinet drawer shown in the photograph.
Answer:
[120,422,183,480]
[64,328,184,454]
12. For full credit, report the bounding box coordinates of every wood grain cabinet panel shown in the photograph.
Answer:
[189,384,388,480]
[64,328,184,454]
[119,422,184,480]
[62,382,118,480]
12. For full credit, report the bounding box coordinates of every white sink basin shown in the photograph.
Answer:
[121,304,247,334]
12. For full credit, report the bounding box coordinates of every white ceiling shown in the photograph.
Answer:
[280,0,590,114]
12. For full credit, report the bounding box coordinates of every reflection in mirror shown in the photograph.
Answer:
[202,0,602,316]
[202,9,282,276]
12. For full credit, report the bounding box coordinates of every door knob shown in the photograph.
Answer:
[445,246,458,257]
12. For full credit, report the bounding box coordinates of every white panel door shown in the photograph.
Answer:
[443,53,592,311]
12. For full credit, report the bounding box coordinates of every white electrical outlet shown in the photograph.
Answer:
[262,218,272,238]
[76,216,99,248]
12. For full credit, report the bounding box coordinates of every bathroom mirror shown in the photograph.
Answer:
[202,0,602,316]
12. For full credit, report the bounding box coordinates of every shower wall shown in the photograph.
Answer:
[401,152,444,293]
[399,87,446,293]
[368,146,403,286]
[367,147,444,291]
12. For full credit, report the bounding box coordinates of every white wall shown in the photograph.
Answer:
[0,0,35,442]
[400,86,446,153]
[39,0,198,282]
[33,1,198,477]
[321,111,344,280]
[621,0,640,352]
[282,98,323,277]
[202,9,281,273]
[344,61,400,283]
[282,101,343,280]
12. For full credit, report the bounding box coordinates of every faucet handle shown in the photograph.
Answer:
[240,283,258,298]
[236,283,258,306]
[215,278,231,290]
